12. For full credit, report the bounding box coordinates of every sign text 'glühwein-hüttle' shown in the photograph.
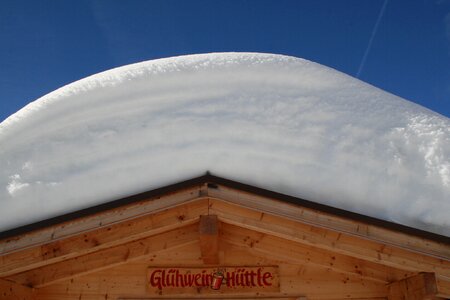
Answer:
[147,266,279,294]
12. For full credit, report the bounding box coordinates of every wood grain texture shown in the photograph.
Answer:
[209,199,450,277]
[7,224,199,288]
[0,186,205,255]
[388,273,445,300]
[34,243,388,300]
[199,215,219,264]
[0,278,35,300]
[0,199,208,277]
[207,185,450,259]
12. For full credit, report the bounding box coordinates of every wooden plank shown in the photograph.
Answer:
[388,273,444,300]
[435,275,450,298]
[207,185,450,260]
[0,278,35,300]
[121,298,307,300]
[0,199,208,277]
[280,272,387,299]
[209,199,450,277]
[120,298,307,300]
[199,215,219,264]
[220,223,413,283]
[38,297,310,300]
[34,259,387,300]
[6,224,199,288]
[31,239,388,299]
[3,179,448,260]
[0,185,206,255]
[119,299,387,300]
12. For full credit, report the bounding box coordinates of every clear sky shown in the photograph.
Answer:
[1,0,449,122]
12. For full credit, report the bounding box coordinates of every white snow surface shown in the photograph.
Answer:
[1,53,449,236]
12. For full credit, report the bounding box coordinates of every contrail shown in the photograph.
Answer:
[356,0,388,78]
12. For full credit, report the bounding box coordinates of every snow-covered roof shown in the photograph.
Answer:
[0,53,449,236]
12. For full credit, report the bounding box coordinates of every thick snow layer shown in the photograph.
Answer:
[0,53,449,236]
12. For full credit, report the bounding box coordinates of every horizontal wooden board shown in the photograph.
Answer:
[33,241,388,300]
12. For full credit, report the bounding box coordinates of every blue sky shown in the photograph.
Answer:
[1,0,449,122]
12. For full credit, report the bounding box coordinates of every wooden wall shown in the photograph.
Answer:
[1,183,448,300]
[35,227,391,300]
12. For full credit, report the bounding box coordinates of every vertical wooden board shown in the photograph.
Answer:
[388,273,444,300]
[199,215,219,264]
[436,276,450,298]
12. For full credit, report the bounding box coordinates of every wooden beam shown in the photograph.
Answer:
[6,224,199,288]
[0,199,208,277]
[220,223,413,283]
[0,278,35,300]
[209,199,450,277]
[3,179,447,260]
[435,276,450,299]
[0,185,206,255]
[207,185,450,260]
[198,215,219,264]
[388,273,445,300]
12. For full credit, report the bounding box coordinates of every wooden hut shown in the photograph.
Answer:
[0,174,449,300]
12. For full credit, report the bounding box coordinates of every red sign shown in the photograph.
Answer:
[147,266,279,294]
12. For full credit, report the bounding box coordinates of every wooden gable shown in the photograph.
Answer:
[0,175,449,300]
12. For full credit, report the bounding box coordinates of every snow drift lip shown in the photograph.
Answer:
[0,173,448,244]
